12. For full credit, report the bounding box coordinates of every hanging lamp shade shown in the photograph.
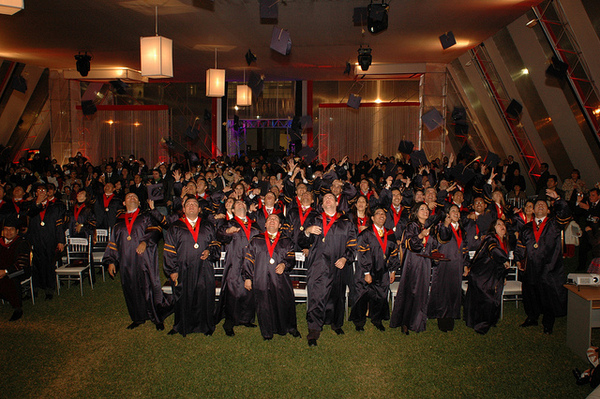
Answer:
[140,36,173,78]
[0,0,23,15]
[206,68,225,97]
[236,84,252,106]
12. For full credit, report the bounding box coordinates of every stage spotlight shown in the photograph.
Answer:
[75,52,92,77]
[357,45,372,71]
[245,49,257,66]
[367,1,389,34]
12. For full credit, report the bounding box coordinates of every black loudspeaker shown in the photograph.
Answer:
[11,76,27,93]
[367,3,388,34]
[81,100,97,115]
[439,32,456,50]
[347,94,361,109]
[506,99,523,118]
[546,56,568,79]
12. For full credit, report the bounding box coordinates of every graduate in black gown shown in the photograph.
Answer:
[27,184,65,300]
[463,219,511,334]
[0,217,31,321]
[103,193,167,330]
[216,199,261,336]
[163,196,221,337]
[285,190,318,251]
[65,189,96,239]
[390,202,444,334]
[300,192,357,347]
[349,207,400,331]
[242,214,301,340]
[428,204,468,332]
[516,190,570,334]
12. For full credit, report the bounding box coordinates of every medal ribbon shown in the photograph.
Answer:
[496,234,507,253]
[12,199,20,214]
[39,204,48,224]
[533,217,548,246]
[103,194,114,209]
[392,206,402,227]
[235,216,252,241]
[496,203,503,219]
[264,231,280,260]
[74,204,85,222]
[475,224,480,238]
[298,206,311,228]
[451,224,462,249]
[125,209,140,237]
[322,212,337,238]
[357,216,367,230]
[373,225,388,256]
[183,216,201,245]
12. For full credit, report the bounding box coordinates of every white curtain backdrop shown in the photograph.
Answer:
[76,106,170,165]
[318,103,420,163]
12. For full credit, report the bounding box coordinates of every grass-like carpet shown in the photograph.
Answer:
[0,256,595,398]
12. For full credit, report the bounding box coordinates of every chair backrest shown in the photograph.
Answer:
[66,237,90,263]
[95,229,109,244]
[289,252,308,282]
[213,251,226,281]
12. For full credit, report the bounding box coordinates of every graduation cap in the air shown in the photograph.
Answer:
[449,164,477,185]
[147,183,164,201]
[270,26,292,56]
[397,140,414,155]
[410,150,428,167]
[482,151,501,169]
[297,146,317,164]
[457,142,476,163]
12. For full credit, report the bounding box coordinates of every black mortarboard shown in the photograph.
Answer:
[347,93,361,109]
[449,164,476,185]
[259,0,278,20]
[3,215,18,228]
[410,150,428,167]
[457,142,476,162]
[421,108,443,131]
[482,151,500,169]
[147,183,164,201]
[270,27,291,56]
[297,146,317,164]
[397,140,414,155]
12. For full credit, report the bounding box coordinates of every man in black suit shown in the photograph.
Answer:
[576,188,600,270]
[104,164,119,185]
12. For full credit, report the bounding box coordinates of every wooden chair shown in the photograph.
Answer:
[55,237,93,296]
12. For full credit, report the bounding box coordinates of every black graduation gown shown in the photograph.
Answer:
[463,235,509,334]
[389,222,440,333]
[384,205,409,242]
[27,202,66,291]
[299,212,357,332]
[242,234,297,339]
[516,199,571,323]
[428,224,468,320]
[462,211,495,251]
[103,212,167,324]
[65,204,96,239]
[93,193,122,229]
[215,218,261,325]
[349,227,400,326]
[286,205,319,251]
[163,219,221,336]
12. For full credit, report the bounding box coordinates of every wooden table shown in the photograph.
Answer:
[565,285,600,360]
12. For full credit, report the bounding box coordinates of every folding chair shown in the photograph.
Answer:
[501,251,522,319]
[55,237,93,296]
[92,229,109,282]
[291,252,308,303]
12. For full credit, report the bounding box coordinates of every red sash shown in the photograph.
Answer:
[322,212,337,238]
[182,216,201,245]
[235,216,253,241]
[125,209,140,237]
[373,225,388,255]
[264,231,280,260]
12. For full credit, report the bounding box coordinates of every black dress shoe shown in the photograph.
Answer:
[126,321,145,330]
[155,323,165,331]
[224,328,235,337]
[244,323,257,328]
[308,339,318,347]
[333,328,345,335]
[263,336,273,341]
[401,325,409,335]
[290,329,302,338]
[355,325,365,332]
[204,331,213,336]
[9,308,23,322]
[167,329,178,335]
[520,319,538,328]
[573,368,590,385]
[374,323,385,332]
[543,327,553,335]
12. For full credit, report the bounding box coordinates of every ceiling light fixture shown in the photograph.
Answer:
[237,69,252,106]
[140,6,173,79]
[75,52,92,77]
[357,45,372,71]
[0,0,23,15]
[206,48,225,97]
[367,1,389,34]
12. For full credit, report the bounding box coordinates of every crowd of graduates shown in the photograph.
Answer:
[0,148,599,347]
